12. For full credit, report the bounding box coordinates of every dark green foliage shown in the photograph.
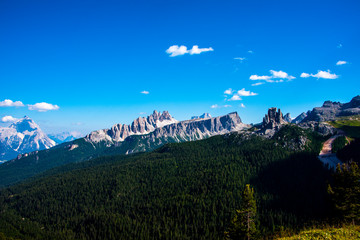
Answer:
[225,184,258,240]
[337,138,360,163]
[328,162,360,224]
[332,136,348,153]
[0,126,331,239]
[0,134,180,188]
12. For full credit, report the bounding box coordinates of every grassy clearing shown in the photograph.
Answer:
[276,225,360,240]
[328,115,360,138]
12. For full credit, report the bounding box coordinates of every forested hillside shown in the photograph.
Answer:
[0,126,331,239]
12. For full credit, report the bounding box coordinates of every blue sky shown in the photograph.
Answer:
[1,0,359,134]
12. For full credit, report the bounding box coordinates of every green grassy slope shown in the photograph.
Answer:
[276,225,360,240]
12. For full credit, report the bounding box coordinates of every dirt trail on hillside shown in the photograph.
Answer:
[318,135,342,170]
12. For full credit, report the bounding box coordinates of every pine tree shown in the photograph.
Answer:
[328,162,360,224]
[225,184,257,240]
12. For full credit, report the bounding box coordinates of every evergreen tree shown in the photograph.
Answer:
[225,184,257,240]
[328,162,360,224]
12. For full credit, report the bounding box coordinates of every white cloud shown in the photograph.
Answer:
[141,90,149,94]
[236,88,257,97]
[234,57,246,61]
[270,70,295,80]
[250,70,295,84]
[224,88,233,95]
[188,45,213,55]
[249,75,271,81]
[300,73,310,78]
[1,115,18,123]
[0,99,24,107]
[240,103,245,108]
[248,50,253,54]
[166,45,188,57]
[224,105,232,108]
[166,45,213,57]
[300,70,339,79]
[336,60,348,66]
[229,95,242,101]
[337,43,342,48]
[211,104,219,109]
[139,112,147,115]
[28,102,60,112]
[251,82,265,86]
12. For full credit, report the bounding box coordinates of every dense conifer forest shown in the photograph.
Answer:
[0,126,355,239]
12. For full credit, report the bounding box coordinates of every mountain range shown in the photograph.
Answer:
[0,95,359,188]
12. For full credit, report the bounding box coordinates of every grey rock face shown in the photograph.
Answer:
[283,113,292,123]
[86,110,178,143]
[262,108,286,129]
[151,112,247,141]
[258,108,288,137]
[86,111,249,151]
[292,112,308,124]
[301,95,360,122]
[298,121,337,136]
[191,113,212,120]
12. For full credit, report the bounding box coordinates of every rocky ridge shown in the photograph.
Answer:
[302,95,360,122]
[85,110,178,144]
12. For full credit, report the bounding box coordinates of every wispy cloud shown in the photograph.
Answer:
[251,82,265,86]
[250,75,271,81]
[28,102,60,112]
[336,60,348,66]
[211,104,232,109]
[0,99,24,107]
[250,70,295,84]
[234,57,246,62]
[166,45,213,57]
[141,90,149,94]
[248,50,253,54]
[337,43,343,48]
[1,115,18,123]
[300,70,339,79]
[240,103,245,108]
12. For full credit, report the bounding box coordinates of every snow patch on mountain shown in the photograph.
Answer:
[0,116,55,163]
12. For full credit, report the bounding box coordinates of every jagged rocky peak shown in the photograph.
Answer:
[262,107,286,128]
[0,116,56,162]
[191,113,212,120]
[259,107,287,137]
[346,95,360,108]
[322,100,342,108]
[302,95,360,122]
[292,112,308,124]
[10,116,40,133]
[283,113,292,123]
[86,110,178,143]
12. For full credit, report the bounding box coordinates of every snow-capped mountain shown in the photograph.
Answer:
[86,110,178,143]
[48,131,82,144]
[0,116,55,163]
